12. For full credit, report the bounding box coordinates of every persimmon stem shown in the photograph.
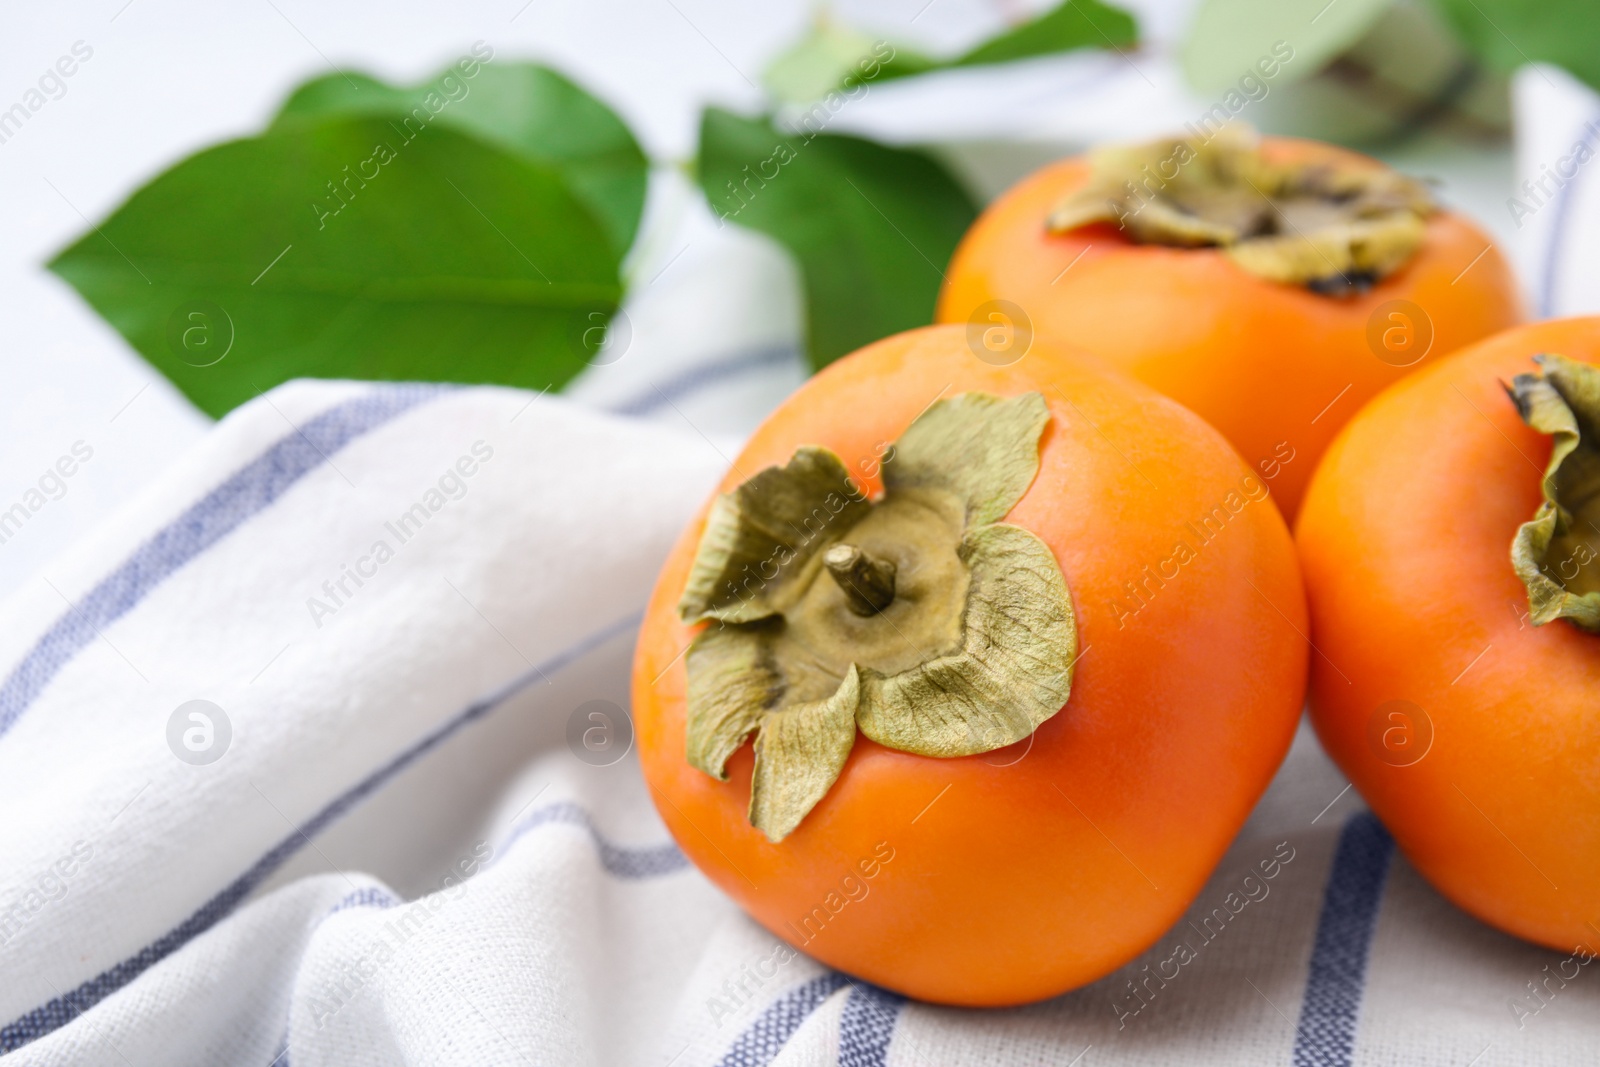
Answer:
[825,543,896,615]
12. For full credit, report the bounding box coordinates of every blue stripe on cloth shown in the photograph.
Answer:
[715,972,850,1067]
[0,611,644,1053]
[326,886,399,916]
[839,981,906,1067]
[1291,812,1396,1067]
[609,345,799,418]
[0,384,443,741]
[496,800,687,879]
[1539,112,1600,317]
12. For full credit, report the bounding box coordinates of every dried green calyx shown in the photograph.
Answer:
[1508,354,1600,631]
[1046,125,1435,295]
[677,392,1077,841]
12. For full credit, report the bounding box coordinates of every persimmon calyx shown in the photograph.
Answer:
[677,447,872,625]
[678,391,1077,842]
[1508,354,1600,632]
[1045,124,1435,295]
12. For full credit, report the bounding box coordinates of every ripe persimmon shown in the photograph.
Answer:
[632,324,1307,1006]
[1298,316,1600,954]
[937,127,1522,520]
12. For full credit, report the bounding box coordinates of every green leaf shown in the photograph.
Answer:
[761,0,1137,105]
[696,107,977,370]
[762,19,935,105]
[49,117,622,418]
[952,0,1136,67]
[1180,0,1393,92]
[272,61,648,257]
[1433,0,1600,92]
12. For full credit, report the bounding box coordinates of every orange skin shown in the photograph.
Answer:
[936,136,1522,522]
[1299,317,1600,954]
[632,324,1308,1006]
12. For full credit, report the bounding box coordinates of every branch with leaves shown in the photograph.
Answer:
[47,3,1138,416]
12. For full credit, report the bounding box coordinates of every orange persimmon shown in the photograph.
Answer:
[936,131,1522,521]
[632,324,1307,1005]
[1299,316,1600,954]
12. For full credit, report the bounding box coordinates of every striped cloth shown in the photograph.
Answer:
[1511,64,1600,322]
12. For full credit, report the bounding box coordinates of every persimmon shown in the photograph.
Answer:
[631,324,1307,1006]
[936,126,1521,520]
[1298,316,1600,955]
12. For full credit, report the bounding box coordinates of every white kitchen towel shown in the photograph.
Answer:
[1510,64,1600,321]
[0,376,1598,1067]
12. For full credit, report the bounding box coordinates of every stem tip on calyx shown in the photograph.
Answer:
[824,543,897,616]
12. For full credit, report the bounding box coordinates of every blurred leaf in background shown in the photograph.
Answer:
[764,19,936,105]
[697,107,977,371]
[1180,0,1600,146]
[956,0,1136,66]
[764,0,1138,106]
[1433,0,1600,92]
[273,62,648,256]
[49,62,642,418]
[1181,0,1392,93]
